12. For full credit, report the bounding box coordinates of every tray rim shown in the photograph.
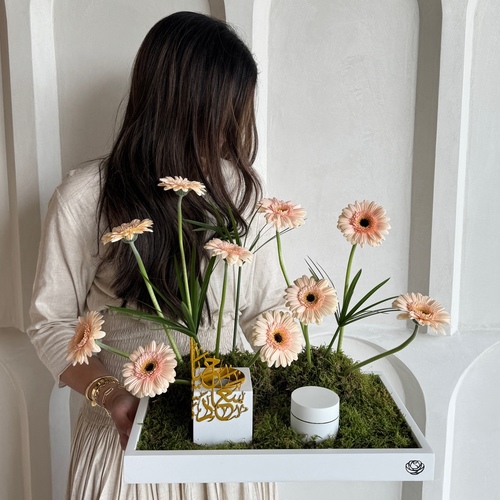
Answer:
[124,372,434,483]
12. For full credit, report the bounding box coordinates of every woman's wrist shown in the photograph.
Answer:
[85,375,127,413]
[103,385,136,415]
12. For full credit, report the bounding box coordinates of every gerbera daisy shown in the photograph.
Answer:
[393,293,451,334]
[122,341,177,398]
[158,176,206,196]
[257,197,306,231]
[252,310,303,367]
[204,238,253,266]
[337,200,390,247]
[101,219,153,244]
[67,311,106,365]
[285,275,338,324]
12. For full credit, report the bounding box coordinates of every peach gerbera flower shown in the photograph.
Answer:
[337,200,390,247]
[252,310,303,368]
[122,341,177,398]
[158,176,206,196]
[101,219,153,244]
[204,238,253,266]
[284,275,338,324]
[393,293,451,334]
[67,311,106,365]
[258,198,306,231]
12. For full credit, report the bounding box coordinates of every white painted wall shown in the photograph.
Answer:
[266,0,418,334]
[1,1,499,499]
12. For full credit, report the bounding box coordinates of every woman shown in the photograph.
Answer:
[28,11,283,499]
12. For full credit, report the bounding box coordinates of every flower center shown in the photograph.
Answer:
[76,328,90,348]
[300,290,319,307]
[359,217,371,228]
[416,305,433,317]
[143,361,157,374]
[273,332,284,344]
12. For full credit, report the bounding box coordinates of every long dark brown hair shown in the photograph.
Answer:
[98,11,262,314]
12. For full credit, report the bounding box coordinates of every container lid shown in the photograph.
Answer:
[291,386,340,423]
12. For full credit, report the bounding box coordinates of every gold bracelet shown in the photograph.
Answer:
[85,376,121,408]
[84,376,108,403]
[101,384,125,412]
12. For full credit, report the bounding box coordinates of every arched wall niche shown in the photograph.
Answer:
[446,341,500,499]
[14,0,449,335]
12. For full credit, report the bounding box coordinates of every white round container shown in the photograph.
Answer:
[290,386,340,442]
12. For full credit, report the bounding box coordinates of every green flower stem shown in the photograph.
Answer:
[215,261,229,358]
[95,340,130,359]
[173,379,191,386]
[276,230,291,288]
[301,323,312,366]
[232,267,243,351]
[128,241,182,363]
[326,325,341,353]
[343,322,420,376]
[337,244,357,353]
[276,230,311,364]
[247,347,263,368]
[177,194,192,315]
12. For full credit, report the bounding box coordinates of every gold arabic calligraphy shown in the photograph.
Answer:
[190,339,248,422]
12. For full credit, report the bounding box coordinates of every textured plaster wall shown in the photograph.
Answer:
[266,0,419,334]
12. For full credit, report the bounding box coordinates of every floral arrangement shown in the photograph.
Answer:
[66,177,450,402]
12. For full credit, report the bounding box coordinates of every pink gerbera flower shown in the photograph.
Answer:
[337,200,390,247]
[101,219,153,244]
[67,311,106,365]
[158,176,206,196]
[285,275,338,324]
[204,238,253,266]
[393,293,451,334]
[122,341,177,398]
[252,310,303,367]
[258,198,306,231]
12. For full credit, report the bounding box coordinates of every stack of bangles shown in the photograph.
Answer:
[85,376,125,414]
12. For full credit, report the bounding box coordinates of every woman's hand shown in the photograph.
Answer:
[60,360,140,450]
[106,388,140,450]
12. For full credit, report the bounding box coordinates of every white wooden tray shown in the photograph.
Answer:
[123,373,434,483]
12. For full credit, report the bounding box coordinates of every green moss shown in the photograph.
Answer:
[136,347,418,451]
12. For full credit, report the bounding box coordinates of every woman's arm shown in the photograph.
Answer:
[28,166,138,449]
[60,359,139,450]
